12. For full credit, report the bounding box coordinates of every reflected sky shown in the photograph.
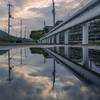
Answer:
[0,47,100,100]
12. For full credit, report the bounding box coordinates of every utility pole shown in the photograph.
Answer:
[7,1,13,38]
[20,19,22,38]
[5,27,7,38]
[5,27,6,32]
[44,21,46,34]
[25,27,26,38]
[27,30,28,39]
[52,0,55,27]
[44,21,46,28]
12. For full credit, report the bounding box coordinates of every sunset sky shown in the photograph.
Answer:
[0,0,85,37]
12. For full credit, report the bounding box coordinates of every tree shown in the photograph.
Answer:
[30,30,44,42]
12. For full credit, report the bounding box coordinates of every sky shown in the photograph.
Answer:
[0,0,85,37]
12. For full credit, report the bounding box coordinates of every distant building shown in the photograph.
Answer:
[40,31,45,34]
[40,26,53,34]
[0,30,8,38]
[55,21,63,27]
[40,21,63,34]
[45,26,53,31]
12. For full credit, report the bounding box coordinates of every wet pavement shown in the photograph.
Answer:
[0,46,100,100]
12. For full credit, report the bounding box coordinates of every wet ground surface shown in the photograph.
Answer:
[0,45,100,100]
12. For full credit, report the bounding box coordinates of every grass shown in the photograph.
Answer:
[77,42,100,45]
[0,37,16,43]
[88,42,100,46]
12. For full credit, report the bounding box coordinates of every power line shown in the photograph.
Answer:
[10,25,19,33]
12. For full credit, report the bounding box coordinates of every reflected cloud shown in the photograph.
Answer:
[0,47,100,99]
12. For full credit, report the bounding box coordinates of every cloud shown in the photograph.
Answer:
[0,0,87,37]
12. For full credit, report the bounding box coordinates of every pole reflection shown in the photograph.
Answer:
[7,49,24,84]
[52,59,56,90]
[7,50,14,84]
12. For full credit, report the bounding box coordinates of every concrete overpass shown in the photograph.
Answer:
[38,0,100,44]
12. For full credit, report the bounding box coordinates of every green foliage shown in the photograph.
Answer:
[30,48,44,54]
[70,25,82,35]
[0,37,9,41]
[30,30,44,43]
[0,37,16,43]
[91,20,100,29]
[43,27,49,33]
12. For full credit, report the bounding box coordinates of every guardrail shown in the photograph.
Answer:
[62,0,93,21]
[40,0,98,41]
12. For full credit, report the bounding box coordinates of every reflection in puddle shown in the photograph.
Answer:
[0,47,100,100]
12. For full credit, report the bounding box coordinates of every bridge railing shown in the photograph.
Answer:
[41,0,97,40]
[62,0,93,21]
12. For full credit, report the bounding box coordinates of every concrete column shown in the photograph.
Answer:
[65,46,69,58]
[52,47,54,51]
[49,37,50,44]
[64,30,69,44]
[42,40,43,43]
[45,39,46,43]
[56,33,59,44]
[56,34,57,43]
[46,38,47,43]
[52,35,54,44]
[83,23,89,44]
[56,46,59,54]
[47,38,48,43]
[83,47,89,68]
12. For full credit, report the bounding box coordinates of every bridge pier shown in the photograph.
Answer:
[56,46,59,53]
[82,23,89,45]
[56,33,59,44]
[64,30,69,44]
[49,37,50,44]
[42,40,43,43]
[46,38,47,43]
[52,36,54,44]
[65,46,69,58]
[83,47,89,68]
[47,38,49,43]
